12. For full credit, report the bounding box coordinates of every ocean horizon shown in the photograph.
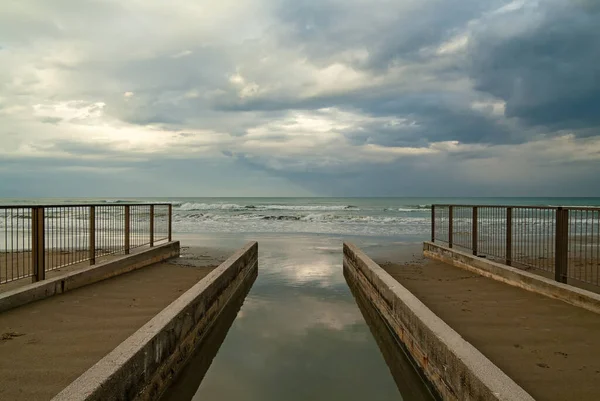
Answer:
[2,197,600,239]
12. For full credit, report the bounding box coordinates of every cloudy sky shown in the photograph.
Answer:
[1,0,599,197]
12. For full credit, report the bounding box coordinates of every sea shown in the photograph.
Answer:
[3,197,600,239]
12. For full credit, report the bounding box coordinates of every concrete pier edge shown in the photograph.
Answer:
[344,242,534,401]
[0,241,181,313]
[52,241,258,401]
[424,241,600,315]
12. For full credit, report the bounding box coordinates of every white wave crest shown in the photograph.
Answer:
[178,203,359,211]
[179,203,245,211]
[257,204,358,211]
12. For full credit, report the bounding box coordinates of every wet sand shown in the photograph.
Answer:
[378,257,600,401]
[0,246,225,401]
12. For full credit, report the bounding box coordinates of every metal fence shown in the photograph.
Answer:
[1,204,173,284]
[432,205,600,287]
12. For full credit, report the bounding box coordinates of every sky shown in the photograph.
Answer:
[1,0,599,197]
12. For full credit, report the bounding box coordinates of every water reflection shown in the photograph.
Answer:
[345,270,436,401]
[160,268,257,401]
[165,233,431,401]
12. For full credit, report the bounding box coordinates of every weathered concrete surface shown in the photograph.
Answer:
[424,241,600,315]
[343,242,534,401]
[0,258,215,401]
[345,270,436,401]
[53,241,258,401]
[381,258,600,401]
[159,265,257,401]
[0,242,180,313]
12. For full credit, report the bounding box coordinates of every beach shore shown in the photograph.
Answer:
[0,246,226,401]
[378,257,600,401]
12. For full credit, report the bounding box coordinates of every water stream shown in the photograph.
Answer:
[162,233,433,401]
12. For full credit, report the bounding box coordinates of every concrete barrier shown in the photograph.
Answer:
[160,263,256,401]
[344,242,534,401]
[345,270,437,401]
[0,242,180,313]
[424,241,600,315]
[53,241,258,401]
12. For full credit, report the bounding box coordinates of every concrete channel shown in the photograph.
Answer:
[52,242,258,401]
[343,242,534,401]
[159,264,257,401]
[8,238,561,400]
[345,270,437,401]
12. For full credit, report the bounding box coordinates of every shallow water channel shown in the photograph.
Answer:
[162,233,434,401]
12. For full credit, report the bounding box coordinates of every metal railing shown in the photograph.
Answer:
[432,205,600,287]
[1,203,173,284]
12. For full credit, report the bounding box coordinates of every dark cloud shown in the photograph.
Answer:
[216,88,513,145]
[339,92,514,145]
[276,0,507,70]
[469,0,600,130]
[237,151,600,197]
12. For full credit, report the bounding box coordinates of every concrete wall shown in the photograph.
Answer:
[52,241,258,401]
[344,242,534,401]
[424,241,600,315]
[160,263,257,401]
[345,270,437,401]
[0,242,180,313]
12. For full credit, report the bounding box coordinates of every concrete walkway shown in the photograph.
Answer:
[379,257,600,401]
[0,252,216,401]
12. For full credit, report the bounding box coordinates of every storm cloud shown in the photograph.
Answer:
[468,0,600,129]
[1,0,599,197]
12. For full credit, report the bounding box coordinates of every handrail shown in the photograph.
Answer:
[431,204,600,288]
[432,204,600,211]
[0,203,172,209]
[1,204,173,284]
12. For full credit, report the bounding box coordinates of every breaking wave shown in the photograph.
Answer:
[178,203,359,211]
[173,212,424,224]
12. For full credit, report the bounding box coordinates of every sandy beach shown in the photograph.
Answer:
[0,246,225,401]
[378,257,600,401]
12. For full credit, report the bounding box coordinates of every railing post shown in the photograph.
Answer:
[150,205,154,247]
[431,205,435,242]
[472,206,478,256]
[555,208,568,283]
[448,205,453,248]
[168,204,173,242]
[89,206,96,265]
[506,207,513,266]
[125,206,130,254]
[31,207,45,282]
